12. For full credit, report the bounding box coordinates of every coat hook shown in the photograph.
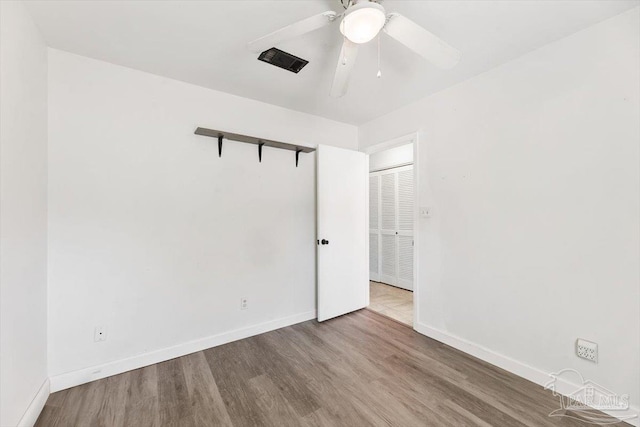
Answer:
[218,135,223,158]
[295,149,302,167]
[258,142,264,162]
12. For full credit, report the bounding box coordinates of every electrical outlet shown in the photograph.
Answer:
[576,339,597,363]
[240,297,248,310]
[420,207,431,218]
[94,325,107,342]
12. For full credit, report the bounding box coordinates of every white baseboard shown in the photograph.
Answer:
[414,322,639,427]
[50,310,316,393]
[17,378,50,427]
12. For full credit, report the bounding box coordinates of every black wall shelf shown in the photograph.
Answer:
[194,127,315,166]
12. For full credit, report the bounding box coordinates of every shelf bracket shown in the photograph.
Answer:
[258,142,265,162]
[218,135,223,158]
[295,149,302,167]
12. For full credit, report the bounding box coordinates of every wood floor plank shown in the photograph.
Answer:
[94,371,130,427]
[246,374,302,427]
[123,364,160,427]
[181,351,233,427]
[35,311,632,426]
[204,340,271,426]
[74,377,107,426]
[33,403,61,427]
[385,351,530,427]
[372,364,491,426]
[49,383,86,427]
[34,388,68,427]
[270,325,390,426]
[248,334,321,417]
[157,358,193,427]
[299,408,337,427]
[296,320,448,426]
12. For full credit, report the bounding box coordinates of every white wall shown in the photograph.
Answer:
[369,143,413,172]
[47,49,357,387]
[0,2,49,426]
[360,8,640,411]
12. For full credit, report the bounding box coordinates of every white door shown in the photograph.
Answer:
[317,145,369,322]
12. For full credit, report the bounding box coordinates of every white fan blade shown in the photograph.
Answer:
[248,11,337,53]
[383,13,461,69]
[330,39,359,98]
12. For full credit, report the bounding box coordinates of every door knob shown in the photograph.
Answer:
[321,239,329,245]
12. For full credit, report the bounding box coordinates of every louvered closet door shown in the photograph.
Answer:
[396,167,414,290]
[379,171,397,286]
[369,175,380,281]
[369,165,414,291]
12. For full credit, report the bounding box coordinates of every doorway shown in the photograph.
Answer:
[365,136,417,326]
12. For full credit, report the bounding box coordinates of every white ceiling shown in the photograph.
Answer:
[25,0,638,125]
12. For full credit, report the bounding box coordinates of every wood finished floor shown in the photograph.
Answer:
[36,310,628,427]
[368,281,413,326]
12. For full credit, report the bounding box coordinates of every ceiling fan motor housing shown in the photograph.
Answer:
[340,1,386,44]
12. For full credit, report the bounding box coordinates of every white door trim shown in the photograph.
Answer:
[362,132,420,327]
[363,133,417,155]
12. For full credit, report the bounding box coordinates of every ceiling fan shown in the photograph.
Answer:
[248,0,461,97]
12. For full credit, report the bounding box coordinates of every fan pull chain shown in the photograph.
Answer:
[376,34,382,78]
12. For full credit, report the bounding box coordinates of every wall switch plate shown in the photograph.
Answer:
[576,338,597,363]
[420,207,431,218]
[240,297,248,310]
[94,325,107,342]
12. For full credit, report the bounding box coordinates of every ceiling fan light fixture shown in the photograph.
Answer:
[339,2,386,44]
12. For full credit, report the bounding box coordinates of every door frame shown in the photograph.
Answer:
[363,132,420,328]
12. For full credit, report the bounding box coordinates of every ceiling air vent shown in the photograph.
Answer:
[258,48,308,74]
